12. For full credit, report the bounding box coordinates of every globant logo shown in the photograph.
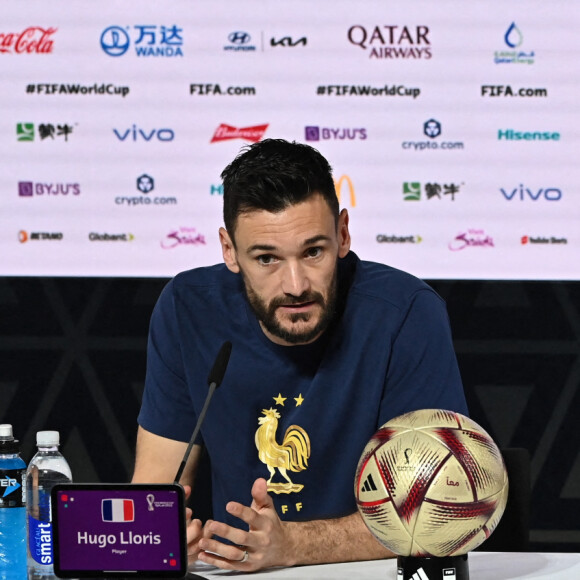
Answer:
[100,25,183,57]
[18,182,80,197]
[403,181,463,201]
[305,127,367,141]
[376,234,422,243]
[347,25,431,59]
[449,229,494,251]
[211,123,268,143]
[402,120,464,151]
[19,230,63,243]
[17,122,75,142]
[521,235,567,245]
[498,129,560,141]
[494,22,535,64]
[89,232,134,242]
[224,31,256,51]
[500,185,562,201]
[0,27,57,54]
[161,227,206,249]
[113,125,175,142]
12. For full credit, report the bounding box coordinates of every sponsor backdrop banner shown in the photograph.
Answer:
[1,1,577,279]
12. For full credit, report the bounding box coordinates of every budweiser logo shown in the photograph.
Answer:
[0,27,57,54]
[210,123,269,143]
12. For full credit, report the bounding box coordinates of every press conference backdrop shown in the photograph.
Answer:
[1,1,578,279]
[2,0,580,555]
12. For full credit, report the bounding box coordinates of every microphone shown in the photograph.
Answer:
[173,341,232,484]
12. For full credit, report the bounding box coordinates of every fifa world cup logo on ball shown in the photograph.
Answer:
[354,409,508,579]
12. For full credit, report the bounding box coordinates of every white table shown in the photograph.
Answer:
[189,552,580,579]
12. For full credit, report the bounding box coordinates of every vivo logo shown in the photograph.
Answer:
[500,185,562,201]
[113,125,175,142]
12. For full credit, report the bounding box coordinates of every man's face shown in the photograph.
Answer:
[220,194,351,346]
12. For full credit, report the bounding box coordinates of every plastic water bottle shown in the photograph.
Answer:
[26,431,72,580]
[0,424,27,580]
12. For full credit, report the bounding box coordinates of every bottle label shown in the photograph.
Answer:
[28,515,54,566]
[0,468,25,508]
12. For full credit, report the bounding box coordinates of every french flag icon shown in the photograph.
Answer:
[102,499,135,522]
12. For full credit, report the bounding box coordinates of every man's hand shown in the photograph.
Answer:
[197,478,292,571]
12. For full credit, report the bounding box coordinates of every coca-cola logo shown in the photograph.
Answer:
[210,123,269,143]
[0,27,57,54]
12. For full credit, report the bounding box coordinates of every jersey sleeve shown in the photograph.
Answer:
[137,280,197,442]
[380,288,468,424]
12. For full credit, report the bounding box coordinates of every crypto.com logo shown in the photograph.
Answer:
[100,26,130,56]
[334,175,356,207]
[423,119,441,138]
[136,174,154,193]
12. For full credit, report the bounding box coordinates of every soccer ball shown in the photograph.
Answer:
[354,409,508,557]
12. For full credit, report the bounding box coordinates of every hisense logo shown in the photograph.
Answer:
[498,129,560,141]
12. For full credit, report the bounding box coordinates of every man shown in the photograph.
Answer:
[133,139,468,571]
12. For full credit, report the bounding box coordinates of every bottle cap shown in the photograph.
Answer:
[37,430,60,446]
[0,424,14,440]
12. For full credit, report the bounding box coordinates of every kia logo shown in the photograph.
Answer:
[101,26,130,56]
[228,31,251,45]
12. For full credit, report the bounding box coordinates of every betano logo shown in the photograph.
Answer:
[334,175,356,207]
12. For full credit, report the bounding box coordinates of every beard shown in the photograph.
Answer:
[241,264,339,345]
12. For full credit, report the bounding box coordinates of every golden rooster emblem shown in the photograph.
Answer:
[255,408,311,494]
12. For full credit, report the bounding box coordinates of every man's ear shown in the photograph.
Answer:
[219,227,240,273]
[337,209,351,258]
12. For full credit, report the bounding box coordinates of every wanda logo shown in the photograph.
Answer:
[0,27,57,54]
[211,123,269,143]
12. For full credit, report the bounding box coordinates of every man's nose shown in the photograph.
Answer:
[281,260,310,297]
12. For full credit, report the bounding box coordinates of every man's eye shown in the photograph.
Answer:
[306,247,322,258]
[257,255,276,265]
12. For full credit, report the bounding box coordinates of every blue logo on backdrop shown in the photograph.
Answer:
[500,185,562,201]
[100,26,131,56]
[224,31,256,51]
[423,119,441,138]
[100,25,184,57]
[113,125,175,142]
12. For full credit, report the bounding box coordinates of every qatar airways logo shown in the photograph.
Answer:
[347,25,431,60]
[0,27,57,54]
[210,123,268,143]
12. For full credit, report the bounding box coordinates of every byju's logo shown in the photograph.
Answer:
[347,25,431,60]
[494,22,535,64]
[100,25,184,57]
[224,31,255,51]
[17,122,74,142]
[19,181,80,197]
[500,185,562,201]
[403,182,463,201]
[423,119,441,138]
[113,125,175,142]
[136,174,154,193]
[305,127,367,141]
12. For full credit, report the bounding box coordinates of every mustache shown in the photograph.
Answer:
[269,291,324,309]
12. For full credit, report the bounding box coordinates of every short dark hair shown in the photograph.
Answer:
[221,139,339,239]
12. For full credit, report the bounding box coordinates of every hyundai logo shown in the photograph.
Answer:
[228,31,251,45]
[101,26,130,56]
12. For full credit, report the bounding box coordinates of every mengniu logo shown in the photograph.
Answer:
[403,181,463,201]
[113,125,175,142]
[494,22,535,64]
[449,229,494,251]
[305,127,367,141]
[500,185,562,201]
[347,25,431,60]
[334,175,356,207]
[17,123,75,142]
[18,182,80,197]
[100,25,183,57]
[211,124,268,143]
[0,27,57,54]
